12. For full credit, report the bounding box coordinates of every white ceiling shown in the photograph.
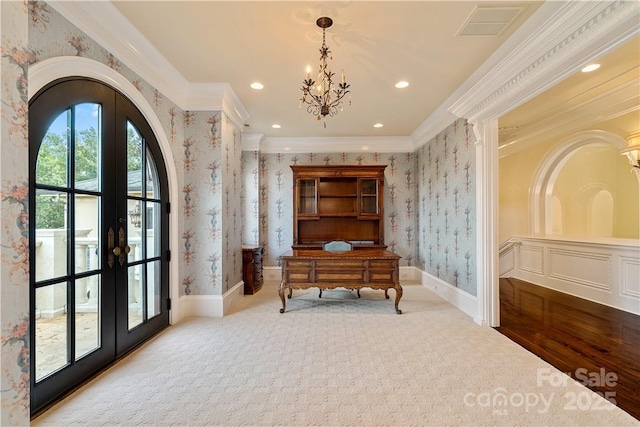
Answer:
[111,1,542,139]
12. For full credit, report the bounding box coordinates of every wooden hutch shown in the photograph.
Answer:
[291,165,386,249]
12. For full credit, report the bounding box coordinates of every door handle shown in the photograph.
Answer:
[108,227,115,268]
[108,226,130,267]
[115,226,130,266]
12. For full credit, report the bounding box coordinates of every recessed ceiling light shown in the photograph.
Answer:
[373,123,384,128]
[581,63,600,73]
[250,82,264,90]
[272,124,281,129]
[395,81,409,89]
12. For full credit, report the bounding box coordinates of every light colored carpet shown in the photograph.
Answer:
[32,281,639,426]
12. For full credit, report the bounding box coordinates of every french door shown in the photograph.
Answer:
[29,79,170,413]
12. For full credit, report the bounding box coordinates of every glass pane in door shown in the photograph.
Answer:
[147,260,161,319]
[128,264,144,330]
[74,195,101,272]
[35,282,68,382]
[146,147,159,199]
[127,199,144,262]
[75,275,101,359]
[127,122,143,196]
[36,110,69,187]
[147,202,161,258]
[74,103,101,186]
[34,189,68,282]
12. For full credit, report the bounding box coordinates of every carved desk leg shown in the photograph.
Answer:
[278,281,287,313]
[394,284,403,314]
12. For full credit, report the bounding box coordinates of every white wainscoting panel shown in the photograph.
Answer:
[620,256,640,298]
[499,247,515,277]
[519,245,544,275]
[499,237,640,315]
[548,249,611,291]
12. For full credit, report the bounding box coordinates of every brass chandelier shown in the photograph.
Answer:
[300,17,351,127]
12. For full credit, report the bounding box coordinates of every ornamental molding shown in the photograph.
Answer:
[449,0,640,122]
[498,77,640,157]
[259,136,414,154]
[49,0,250,130]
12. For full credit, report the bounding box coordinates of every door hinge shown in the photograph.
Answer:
[167,298,172,310]
[166,249,171,262]
[166,202,171,214]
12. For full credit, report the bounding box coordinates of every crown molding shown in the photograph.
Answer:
[185,83,250,131]
[48,0,639,154]
[409,108,459,150]
[241,133,265,152]
[498,77,640,157]
[49,0,249,129]
[448,0,640,122]
[409,1,568,149]
[259,136,414,154]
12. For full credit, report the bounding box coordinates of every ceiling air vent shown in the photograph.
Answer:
[457,5,526,37]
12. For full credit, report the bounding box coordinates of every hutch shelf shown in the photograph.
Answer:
[291,165,387,250]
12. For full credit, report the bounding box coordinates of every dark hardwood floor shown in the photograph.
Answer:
[496,278,640,421]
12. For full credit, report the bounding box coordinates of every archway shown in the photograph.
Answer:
[529,130,629,237]
[29,57,181,321]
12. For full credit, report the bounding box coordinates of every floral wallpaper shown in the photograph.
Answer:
[416,119,477,296]
[1,2,30,424]
[180,111,242,296]
[245,135,478,299]
[246,152,418,267]
[26,2,245,299]
[1,3,244,422]
[0,1,478,422]
[241,151,260,246]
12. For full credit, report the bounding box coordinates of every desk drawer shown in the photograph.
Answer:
[369,271,395,282]
[369,260,397,269]
[285,270,312,283]
[316,271,365,282]
[285,260,313,268]
[316,259,365,269]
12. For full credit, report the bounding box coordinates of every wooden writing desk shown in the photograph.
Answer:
[278,249,402,314]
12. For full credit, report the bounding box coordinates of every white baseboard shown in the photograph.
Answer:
[263,266,281,282]
[421,270,477,319]
[178,280,244,317]
[400,266,421,282]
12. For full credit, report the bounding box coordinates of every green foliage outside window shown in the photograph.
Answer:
[35,124,143,229]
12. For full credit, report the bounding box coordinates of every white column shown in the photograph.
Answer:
[471,119,500,327]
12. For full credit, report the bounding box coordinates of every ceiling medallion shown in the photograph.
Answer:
[299,17,351,127]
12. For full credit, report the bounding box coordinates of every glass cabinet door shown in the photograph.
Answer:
[298,179,318,216]
[359,179,379,216]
